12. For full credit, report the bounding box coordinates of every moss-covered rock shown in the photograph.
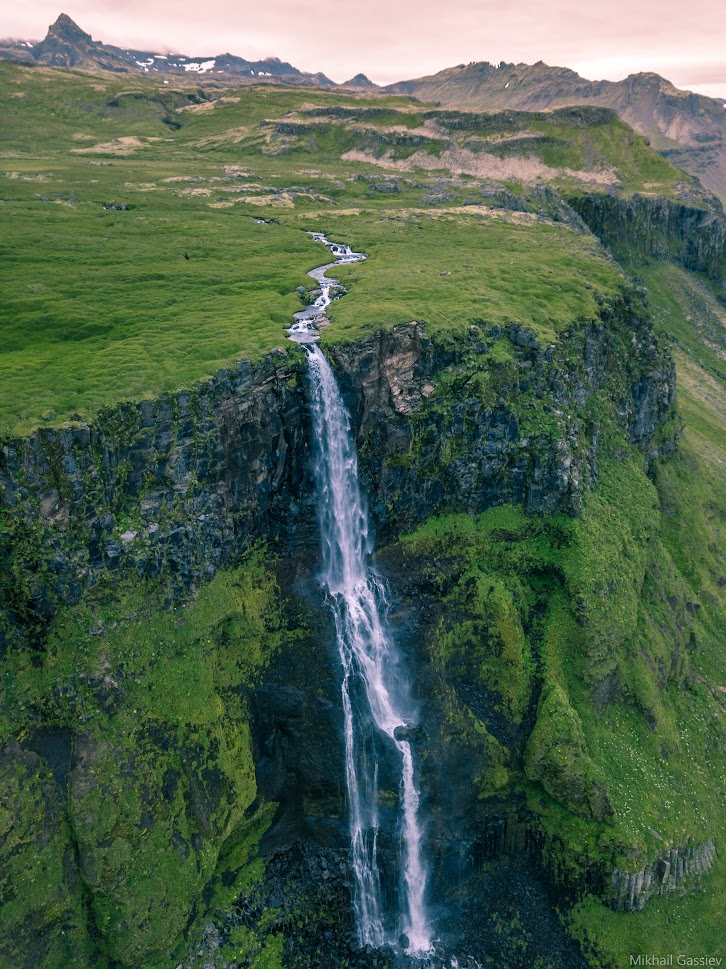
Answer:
[436,573,533,725]
[472,716,511,800]
[0,281,676,653]
[0,743,91,969]
[0,553,289,966]
[568,192,726,292]
[68,717,257,965]
[524,684,616,822]
[562,456,661,688]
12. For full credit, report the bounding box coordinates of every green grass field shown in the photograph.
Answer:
[312,211,622,344]
[1,200,323,434]
[0,61,687,435]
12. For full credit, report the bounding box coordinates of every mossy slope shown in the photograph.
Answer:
[0,552,291,968]
[398,431,725,962]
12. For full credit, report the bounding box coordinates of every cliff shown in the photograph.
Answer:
[0,283,684,966]
[1,286,674,651]
[609,841,716,912]
[568,192,726,290]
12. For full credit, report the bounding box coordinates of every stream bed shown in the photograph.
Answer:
[287,232,366,342]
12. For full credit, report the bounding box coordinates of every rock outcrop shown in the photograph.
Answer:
[524,685,616,822]
[568,192,726,289]
[608,840,717,911]
[0,13,336,86]
[0,350,315,647]
[328,289,675,535]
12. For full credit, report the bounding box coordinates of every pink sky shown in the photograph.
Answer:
[3,0,725,98]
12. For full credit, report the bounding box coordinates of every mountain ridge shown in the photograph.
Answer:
[0,13,336,86]
[2,15,725,198]
[383,60,726,203]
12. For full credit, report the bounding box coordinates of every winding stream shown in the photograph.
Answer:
[287,232,365,342]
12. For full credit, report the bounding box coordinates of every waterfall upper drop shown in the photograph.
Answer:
[306,344,432,955]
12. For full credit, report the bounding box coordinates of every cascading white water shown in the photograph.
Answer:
[287,233,365,343]
[289,233,484,967]
[307,344,432,955]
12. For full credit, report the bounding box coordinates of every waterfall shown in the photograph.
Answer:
[306,344,432,955]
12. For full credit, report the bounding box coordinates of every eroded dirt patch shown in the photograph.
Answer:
[72,136,165,155]
[341,146,618,185]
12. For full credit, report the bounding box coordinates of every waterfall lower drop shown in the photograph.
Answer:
[306,343,432,956]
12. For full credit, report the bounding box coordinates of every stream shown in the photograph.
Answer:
[287,232,365,342]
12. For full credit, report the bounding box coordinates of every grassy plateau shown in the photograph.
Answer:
[0,61,687,434]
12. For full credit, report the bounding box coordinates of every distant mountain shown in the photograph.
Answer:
[0,13,336,86]
[5,17,726,202]
[341,73,378,89]
[385,61,726,204]
[0,37,36,63]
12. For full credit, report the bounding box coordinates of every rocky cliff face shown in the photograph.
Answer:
[568,192,726,290]
[327,290,675,538]
[608,840,716,912]
[0,350,315,648]
[0,287,675,650]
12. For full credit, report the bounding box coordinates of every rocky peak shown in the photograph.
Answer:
[47,13,91,42]
[4,13,327,84]
[31,12,119,69]
[342,73,378,89]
